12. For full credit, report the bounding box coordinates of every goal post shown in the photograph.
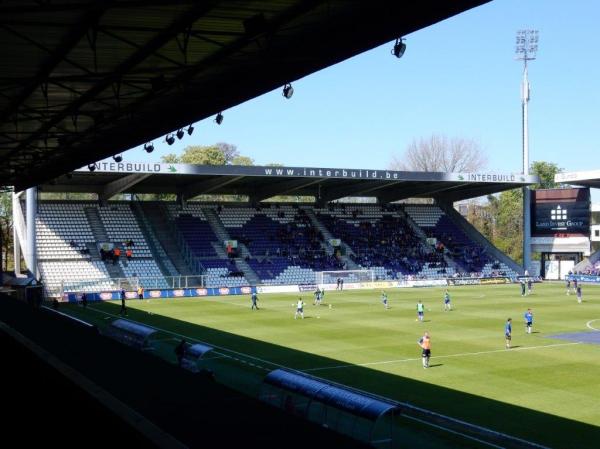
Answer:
[315,270,375,288]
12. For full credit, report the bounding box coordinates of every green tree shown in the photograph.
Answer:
[530,161,562,189]
[0,189,13,271]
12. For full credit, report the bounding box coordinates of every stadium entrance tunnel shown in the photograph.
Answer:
[260,369,400,448]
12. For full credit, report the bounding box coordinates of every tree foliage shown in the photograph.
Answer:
[390,134,488,172]
[0,190,14,271]
[530,161,562,189]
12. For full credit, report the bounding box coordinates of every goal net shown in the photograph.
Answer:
[315,270,375,288]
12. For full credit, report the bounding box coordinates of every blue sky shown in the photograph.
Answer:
[116,0,599,197]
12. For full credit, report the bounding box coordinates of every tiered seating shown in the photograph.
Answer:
[167,204,217,258]
[97,204,152,257]
[39,260,113,294]
[200,259,247,287]
[36,202,95,260]
[315,204,437,278]
[217,204,341,283]
[119,260,168,288]
[404,205,516,276]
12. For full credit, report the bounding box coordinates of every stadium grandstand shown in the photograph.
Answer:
[14,1,595,449]
[15,163,535,299]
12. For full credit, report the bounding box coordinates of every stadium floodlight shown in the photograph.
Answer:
[515,29,539,61]
[187,124,194,135]
[165,134,175,145]
[391,37,406,58]
[88,163,96,172]
[214,112,223,125]
[113,154,123,163]
[282,83,294,99]
[515,29,539,277]
[176,128,185,140]
[144,142,154,153]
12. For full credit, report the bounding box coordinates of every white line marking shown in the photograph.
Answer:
[586,319,600,331]
[70,306,549,449]
[85,306,275,371]
[403,415,506,449]
[304,342,583,372]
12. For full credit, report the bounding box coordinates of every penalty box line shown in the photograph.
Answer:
[303,341,583,372]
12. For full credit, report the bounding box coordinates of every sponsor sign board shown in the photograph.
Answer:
[448,278,481,286]
[532,188,590,235]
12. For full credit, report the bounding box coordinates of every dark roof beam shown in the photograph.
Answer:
[99,173,152,201]
[182,175,245,200]
[377,182,452,203]
[3,1,220,162]
[250,178,323,203]
[0,1,108,123]
[321,180,400,203]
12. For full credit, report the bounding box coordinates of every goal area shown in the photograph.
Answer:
[315,270,375,288]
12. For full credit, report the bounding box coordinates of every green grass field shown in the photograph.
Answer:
[63,282,600,448]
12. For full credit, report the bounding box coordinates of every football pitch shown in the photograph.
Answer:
[63,282,600,448]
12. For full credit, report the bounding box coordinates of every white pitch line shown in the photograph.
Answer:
[85,306,276,372]
[586,319,600,331]
[304,341,583,372]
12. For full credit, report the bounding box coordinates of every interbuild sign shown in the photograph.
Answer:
[77,162,537,184]
[531,188,590,236]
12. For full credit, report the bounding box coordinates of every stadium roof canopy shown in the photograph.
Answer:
[38,162,539,204]
[555,170,600,189]
[0,0,489,189]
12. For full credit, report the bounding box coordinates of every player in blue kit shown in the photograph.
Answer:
[505,318,512,349]
[524,309,533,334]
[381,291,389,309]
[443,290,452,311]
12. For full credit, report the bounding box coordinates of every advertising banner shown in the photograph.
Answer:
[448,278,481,286]
[567,274,600,284]
[532,188,590,235]
[64,286,256,302]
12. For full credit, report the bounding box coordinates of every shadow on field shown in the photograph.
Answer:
[5,296,600,449]
[88,299,600,449]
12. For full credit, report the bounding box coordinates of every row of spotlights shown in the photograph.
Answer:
[88,81,305,172]
[166,124,194,145]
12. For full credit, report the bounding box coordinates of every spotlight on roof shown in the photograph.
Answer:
[113,154,123,163]
[176,129,185,140]
[214,113,223,125]
[88,163,96,172]
[391,37,406,58]
[144,142,154,153]
[282,83,294,99]
[187,124,194,135]
[165,134,175,145]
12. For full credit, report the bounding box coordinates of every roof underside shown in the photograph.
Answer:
[40,165,535,203]
[0,0,489,189]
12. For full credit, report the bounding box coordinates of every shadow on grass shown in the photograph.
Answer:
[42,300,600,449]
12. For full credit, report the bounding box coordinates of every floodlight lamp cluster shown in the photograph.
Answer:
[391,37,406,58]
[515,29,539,59]
[144,142,154,153]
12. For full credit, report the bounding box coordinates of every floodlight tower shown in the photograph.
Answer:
[515,29,538,274]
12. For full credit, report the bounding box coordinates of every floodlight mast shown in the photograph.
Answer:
[515,29,538,274]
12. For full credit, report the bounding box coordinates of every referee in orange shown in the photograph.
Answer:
[418,331,431,369]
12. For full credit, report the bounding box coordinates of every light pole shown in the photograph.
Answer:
[515,29,539,274]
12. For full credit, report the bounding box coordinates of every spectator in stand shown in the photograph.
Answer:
[126,248,133,260]
[113,246,121,265]
[126,239,134,247]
